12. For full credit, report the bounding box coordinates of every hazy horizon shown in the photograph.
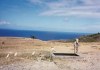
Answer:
[0,0,100,33]
[0,28,94,34]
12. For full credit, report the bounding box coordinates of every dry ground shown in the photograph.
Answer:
[0,37,100,70]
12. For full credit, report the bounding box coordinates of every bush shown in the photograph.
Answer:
[31,35,37,39]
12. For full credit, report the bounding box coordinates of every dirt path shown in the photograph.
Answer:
[0,60,60,70]
[0,51,100,70]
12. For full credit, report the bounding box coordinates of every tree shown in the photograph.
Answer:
[31,35,36,39]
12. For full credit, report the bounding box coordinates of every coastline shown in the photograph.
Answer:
[0,29,88,41]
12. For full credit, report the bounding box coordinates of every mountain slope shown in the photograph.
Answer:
[79,33,100,42]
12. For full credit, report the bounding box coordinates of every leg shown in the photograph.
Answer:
[76,46,78,53]
[76,43,79,53]
[74,46,75,53]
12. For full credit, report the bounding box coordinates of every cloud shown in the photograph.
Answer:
[79,23,100,33]
[28,0,45,5]
[28,0,100,18]
[83,0,100,5]
[0,20,10,25]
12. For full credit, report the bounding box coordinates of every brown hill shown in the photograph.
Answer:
[79,33,100,42]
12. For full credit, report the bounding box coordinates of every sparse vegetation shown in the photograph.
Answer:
[64,33,100,42]
[31,35,37,39]
[0,37,100,70]
[79,33,100,42]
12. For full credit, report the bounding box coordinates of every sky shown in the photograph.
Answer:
[0,0,100,33]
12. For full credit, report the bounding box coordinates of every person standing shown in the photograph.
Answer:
[74,38,79,54]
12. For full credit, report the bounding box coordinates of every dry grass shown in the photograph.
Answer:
[0,37,100,70]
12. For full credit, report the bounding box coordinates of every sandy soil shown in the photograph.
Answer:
[0,37,100,70]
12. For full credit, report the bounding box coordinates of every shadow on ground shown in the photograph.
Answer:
[53,53,79,56]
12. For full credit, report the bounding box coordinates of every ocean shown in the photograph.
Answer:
[0,29,88,41]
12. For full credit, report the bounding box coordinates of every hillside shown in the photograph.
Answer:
[0,37,100,70]
[58,33,100,42]
[79,33,100,42]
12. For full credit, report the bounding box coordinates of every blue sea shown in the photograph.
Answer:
[0,29,88,41]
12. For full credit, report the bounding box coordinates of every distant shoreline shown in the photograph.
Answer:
[0,29,89,41]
